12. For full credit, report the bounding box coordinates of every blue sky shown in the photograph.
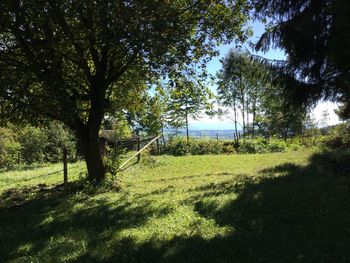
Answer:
[189,21,340,130]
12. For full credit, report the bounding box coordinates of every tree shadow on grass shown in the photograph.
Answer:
[178,150,350,262]
[0,181,173,262]
[74,150,350,262]
[1,150,350,262]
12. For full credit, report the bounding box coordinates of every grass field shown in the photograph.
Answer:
[1,149,350,262]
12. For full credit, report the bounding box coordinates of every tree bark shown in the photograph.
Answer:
[78,127,106,184]
[246,96,249,136]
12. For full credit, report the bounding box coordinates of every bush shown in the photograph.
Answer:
[222,142,237,154]
[287,142,302,151]
[0,127,20,168]
[189,140,224,155]
[322,123,350,149]
[0,122,77,167]
[237,138,268,154]
[267,139,287,152]
[18,126,47,164]
[167,137,225,156]
[235,137,289,154]
[167,137,190,156]
[165,136,293,156]
[45,122,76,162]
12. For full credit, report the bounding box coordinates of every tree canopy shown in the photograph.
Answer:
[253,0,350,116]
[217,48,307,140]
[167,76,213,143]
[0,0,250,183]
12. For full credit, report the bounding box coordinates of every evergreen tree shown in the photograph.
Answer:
[253,0,350,117]
[167,77,213,143]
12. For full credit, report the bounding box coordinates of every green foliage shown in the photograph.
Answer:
[18,126,48,164]
[254,0,350,118]
[237,139,268,154]
[2,149,350,262]
[141,149,161,168]
[266,139,288,152]
[44,122,76,163]
[189,139,224,155]
[0,127,20,168]
[0,122,77,168]
[113,119,132,139]
[0,0,251,182]
[166,137,294,156]
[166,137,190,156]
[166,76,214,141]
[322,123,350,149]
[236,138,288,154]
[104,146,124,178]
[217,48,307,139]
[128,89,168,136]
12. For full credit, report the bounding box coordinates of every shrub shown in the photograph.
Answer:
[45,122,76,163]
[267,139,287,152]
[104,145,126,177]
[287,142,302,151]
[0,127,20,168]
[236,137,288,154]
[237,138,267,154]
[165,136,293,156]
[18,126,47,164]
[189,140,224,155]
[167,137,190,156]
[222,142,236,154]
[166,137,227,156]
[322,123,350,149]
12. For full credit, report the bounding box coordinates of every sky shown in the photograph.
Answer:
[189,21,341,130]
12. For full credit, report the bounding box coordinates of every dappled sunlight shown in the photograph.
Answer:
[1,150,349,262]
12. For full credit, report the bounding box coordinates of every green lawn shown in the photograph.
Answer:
[1,149,350,262]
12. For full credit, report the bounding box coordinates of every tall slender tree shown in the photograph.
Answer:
[167,77,213,143]
[217,49,268,139]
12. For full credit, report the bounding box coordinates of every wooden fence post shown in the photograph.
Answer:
[156,138,160,154]
[63,147,68,188]
[137,137,141,162]
[216,133,219,141]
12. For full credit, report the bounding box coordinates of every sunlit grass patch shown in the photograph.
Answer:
[1,149,350,262]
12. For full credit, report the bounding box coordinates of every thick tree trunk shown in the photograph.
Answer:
[79,127,106,184]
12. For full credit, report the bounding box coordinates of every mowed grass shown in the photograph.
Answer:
[1,149,350,262]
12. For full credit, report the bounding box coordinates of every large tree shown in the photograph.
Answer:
[0,0,250,183]
[253,0,350,116]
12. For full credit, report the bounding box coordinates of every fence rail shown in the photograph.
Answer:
[118,135,161,170]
